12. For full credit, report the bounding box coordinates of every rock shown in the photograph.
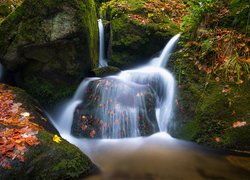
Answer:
[0,83,98,179]
[100,0,184,68]
[0,0,99,105]
[71,77,159,138]
[169,49,250,151]
[92,65,121,77]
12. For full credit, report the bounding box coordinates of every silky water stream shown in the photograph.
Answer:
[49,21,250,179]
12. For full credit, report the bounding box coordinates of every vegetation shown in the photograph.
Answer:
[170,0,250,151]
[0,0,23,21]
[100,0,186,68]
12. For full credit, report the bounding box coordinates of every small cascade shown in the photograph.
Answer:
[118,67,175,132]
[54,34,180,139]
[98,19,108,68]
[149,34,180,67]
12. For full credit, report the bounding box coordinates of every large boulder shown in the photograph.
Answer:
[0,83,98,179]
[72,77,159,138]
[0,0,98,104]
[100,0,186,68]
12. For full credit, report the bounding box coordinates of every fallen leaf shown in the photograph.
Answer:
[215,137,221,142]
[53,135,62,143]
[233,121,247,128]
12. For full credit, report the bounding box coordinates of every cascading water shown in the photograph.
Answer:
[50,34,249,179]
[98,19,108,68]
[149,34,180,67]
[54,34,180,139]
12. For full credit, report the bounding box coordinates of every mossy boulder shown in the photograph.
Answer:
[167,0,250,151]
[169,49,250,151]
[0,0,98,105]
[100,0,184,68]
[0,83,98,179]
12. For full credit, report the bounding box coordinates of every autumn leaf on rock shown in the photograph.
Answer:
[53,135,62,143]
[0,85,42,169]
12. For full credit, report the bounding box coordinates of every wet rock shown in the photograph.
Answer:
[72,77,159,138]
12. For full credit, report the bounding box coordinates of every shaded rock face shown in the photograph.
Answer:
[0,83,97,179]
[0,0,98,104]
[72,77,159,138]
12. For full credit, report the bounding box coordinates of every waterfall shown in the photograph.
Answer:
[118,67,175,132]
[54,34,180,139]
[98,19,108,68]
[149,34,180,67]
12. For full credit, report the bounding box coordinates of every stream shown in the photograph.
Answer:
[48,20,250,179]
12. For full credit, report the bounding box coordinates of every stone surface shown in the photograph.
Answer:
[0,0,98,104]
[72,77,159,138]
[0,83,98,179]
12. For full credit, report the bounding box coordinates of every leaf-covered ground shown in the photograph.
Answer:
[0,83,42,170]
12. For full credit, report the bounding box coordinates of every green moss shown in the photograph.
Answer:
[100,0,181,69]
[0,4,12,16]
[177,120,200,141]
[23,77,77,105]
[20,130,96,179]
[77,0,99,68]
[92,66,120,77]
[170,47,250,150]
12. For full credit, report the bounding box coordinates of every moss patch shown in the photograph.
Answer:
[0,131,97,179]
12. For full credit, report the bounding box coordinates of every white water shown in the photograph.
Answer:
[98,19,108,68]
[53,34,180,138]
[118,66,175,132]
[150,34,180,67]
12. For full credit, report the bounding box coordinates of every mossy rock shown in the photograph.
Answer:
[0,83,98,179]
[169,49,250,151]
[0,0,98,105]
[0,131,98,180]
[1,129,99,179]
[100,0,180,69]
[92,65,120,77]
